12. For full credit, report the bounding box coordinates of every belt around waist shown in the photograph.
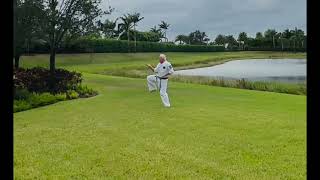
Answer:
[156,76,168,79]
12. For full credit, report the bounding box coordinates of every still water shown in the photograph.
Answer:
[174,59,306,83]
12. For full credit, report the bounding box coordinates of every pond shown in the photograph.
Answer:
[174,59,306,83]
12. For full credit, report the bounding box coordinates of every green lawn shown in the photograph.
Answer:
[15,51,306,179]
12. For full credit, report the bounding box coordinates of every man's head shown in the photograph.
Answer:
[159,54,166,63]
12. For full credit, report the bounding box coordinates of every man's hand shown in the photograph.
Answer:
[146,64,154,71]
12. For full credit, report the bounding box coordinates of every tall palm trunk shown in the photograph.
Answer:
[272,36,275,49]
[127,29,130,53]
[134,23,137,53]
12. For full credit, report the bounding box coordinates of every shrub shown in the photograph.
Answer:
[66,90,79,100]
[14,92,68,113]
[74,85,98,98]
[28,92,59,107]
[55,93,67,101]
[14,67,82,93]
[14,88,32,100]
[14,100,32,112]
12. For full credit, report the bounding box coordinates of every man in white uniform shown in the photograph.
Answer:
[146,54,174,107]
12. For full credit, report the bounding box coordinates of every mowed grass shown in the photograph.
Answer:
[14,73,306,179]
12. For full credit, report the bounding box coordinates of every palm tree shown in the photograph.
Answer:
[296,28,305,48]
[150,26,160,33]
[177,35,190,44]
[150,26,163,42]
[290,27,305,52]
[255,32,263,39]
[118,14,134,52]
[159,21,170,42]
[131,12,144,52]
[238,32,248,50]
[98,18,118,38]
[264,29,277,48]
[200,32,209,45]
[175,35,184,44]
[278,32,284,51]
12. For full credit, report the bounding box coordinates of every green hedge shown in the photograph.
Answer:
[26,37,306,53]
[29,38,225,53]
[246,47,306,52]
[62,38,225,53]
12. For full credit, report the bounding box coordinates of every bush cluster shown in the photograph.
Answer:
[14,67,82,94]
[13,68,98,112]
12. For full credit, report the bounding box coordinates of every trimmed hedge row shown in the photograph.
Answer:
[28,38,225,53]
[246,47,306,52]
[25,38,305,53]
[63,39,226,53]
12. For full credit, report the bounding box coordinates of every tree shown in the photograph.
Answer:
[282,29,293,39]
[39,0,113,73]
[202,32,210,45]
[237,32,248,49]
[188,30,209,45]
[295,28,305,48]
[214,34,226,45]
[159,21,170,42]
[290,27,305,51]
[13,0,43,68]
[180,35,190,44]
[278,32,284,50]
[175,34,190,45]
[204,37,210,45]
[150,25,161,34]
[97,18,118,38]
[175,35,184,44]
[255,32,263,39]
[135,31,161,42]
[118,14,134,52]
[225,35,237,46]
[82,22,102,38]
[264,29,277,48]
[131,13,144,52]
[150,25,163,42]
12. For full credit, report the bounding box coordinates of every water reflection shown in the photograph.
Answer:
[174,59,306,83]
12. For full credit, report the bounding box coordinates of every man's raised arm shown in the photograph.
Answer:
[146,64,155,72]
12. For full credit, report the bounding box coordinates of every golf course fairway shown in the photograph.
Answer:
[14,72,306,179]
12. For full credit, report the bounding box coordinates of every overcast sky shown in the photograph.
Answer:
[100,0,306,41]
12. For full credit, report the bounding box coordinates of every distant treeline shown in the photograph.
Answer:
[208,28,306,52]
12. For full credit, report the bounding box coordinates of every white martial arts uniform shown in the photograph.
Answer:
[147,60,174,107]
